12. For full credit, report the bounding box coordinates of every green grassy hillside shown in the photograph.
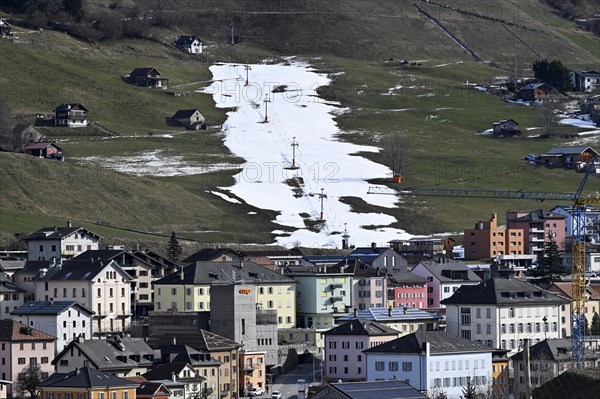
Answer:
[1,0,599,242]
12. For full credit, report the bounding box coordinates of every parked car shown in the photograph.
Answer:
[271,391,282,399]
[524,154,537,161]
[248,388,264,397]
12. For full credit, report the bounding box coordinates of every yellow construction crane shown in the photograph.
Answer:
[368,163,599,367]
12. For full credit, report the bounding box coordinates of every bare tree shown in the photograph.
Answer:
[381,130,410,178]
[17,364,44,399]
[535,101,559,138]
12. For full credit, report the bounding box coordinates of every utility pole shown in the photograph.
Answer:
[229,21,235,45]
[244,65,251,86]
[263,94,271,123]
[286,137,300,170]
[309,188,327,221]
[524,338,532,399]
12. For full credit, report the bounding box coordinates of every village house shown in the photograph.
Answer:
[238,350,266,396]
[346,244,408,275]
[545,282,600,338]
[335,306,442,335]
[24,141,64,160]
[0,19,11,37]
[145,348,218,399]
[13,261,54,301]
[387,272,428,309]
[364,330,495,398]
[347,261,387,310]
[153,260,296,329]
[506,209,567,257]
[170,109,206,130]
[131,250,179,279]
[411,260,482,309]
[0,272,26,320]
[174,35,203,54]
[134,382,172,399]
[183,248,244,263]
[147,329,241,399]
[322,319,399,381]
[511,339,600,399]
[53,335,155,377]
[39,367,139,399]
[463,212,525,260]
[72,250,155,317]
[11,300,94,353]
[539,145,600,173]
[242,248,304,272]
[54,103,88,127]
[0,320,55,399]
[141,364,204,399]
[127,68,168,89]
[441,277,569,354]
[516,82,557,102]
[389,236,455,266]
[492,119,520,136]
[23,221,101,261]
[570,69,600,93]
[34,258,132,335]
[11,124,44,151]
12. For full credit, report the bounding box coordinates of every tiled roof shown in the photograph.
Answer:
[440,278,570,306]
[153,260,295,285]
[11,301,94,316]
[183,248,244,263]
[143,363,193,381]
[389,272,427,285]
[24,226,101,241]
[0,259,26,271]
[364,330,495,355]
[40,367,139,388]
[511,339,600,362]
[157,345,221,367]
[0,320,55,342]
[36,259,132,282]
[414,260,481,283]
[72,250,157,270]
[322,319,399,336]
[136,382,172,396]
[53,336,155,370]
[54,103,88,113]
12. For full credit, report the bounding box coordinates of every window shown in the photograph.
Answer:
[18,357,26,364]
[82,288,86,297]
[171,288,177,295]
[375,361,385,371]
[476,308,481,318]
[98,393,105,399]
[41,357,48,364]
[355,341,363,349]
[111,392,117,399]
[389,362,398,371]
[461,330,471,340]
[328,341,337,349]
[460,307,471,325]
[509,307,515,317]
[97,288,101,298]
[402,362,412,371]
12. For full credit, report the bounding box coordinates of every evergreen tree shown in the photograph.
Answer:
[461,378,477,399]
[532,59,572,91]
[529,238,564,284]
[165,231,182,262]
[591,312,600,336]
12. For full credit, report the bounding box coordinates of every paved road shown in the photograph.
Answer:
[264,361,323,399]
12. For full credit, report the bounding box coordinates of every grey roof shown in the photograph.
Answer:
[171,109,203,119]
[389,272,427,285]
[520,83,553,90]
[440,277,570,306]
[511,338,600,362]
[72,250,156,270]
[175,35,201,45]
[147,329,241,352]
[323,319,399,336]
[40,367,139,388]
[156,345,221,367]
[0,277,25,294]
[24,226,101,241]
[17,260,52,274]
[183,248,244,263]
[54,103,89,113]
[509,209,566,222]
[36,259,132,282]
[53,336,155,370]
[545,146,598,156]
[130,67,161,77]
[0,260,26,271]
[143,363,195,381]
[329,380,427,399]
[11,301,94,316]
[335,307,441,323]
[137,382,172,396]
[153,260,295,285]
[414,260,482,283]
[364,330,495,355]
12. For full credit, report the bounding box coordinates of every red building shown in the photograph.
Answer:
[506,210,566,258]
[387,272,428,309]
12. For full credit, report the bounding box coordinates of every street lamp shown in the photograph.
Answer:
[543,316,548,340]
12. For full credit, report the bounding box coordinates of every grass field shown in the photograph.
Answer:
[1,0,599,243]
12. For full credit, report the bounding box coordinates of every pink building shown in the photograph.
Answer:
[0,320,55,398]
[350,262,388,310]
[387,272,427,309]
[323,319,399,381]
[506,210,566,257]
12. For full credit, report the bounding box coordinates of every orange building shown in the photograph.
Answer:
[239,351,266,396]
[39,367,139,399]
[464,213,525,260]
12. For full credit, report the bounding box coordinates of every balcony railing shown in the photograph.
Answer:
[330,296,343,303]
[330,283,343,290]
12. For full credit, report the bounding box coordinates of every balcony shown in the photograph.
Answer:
[330,283,343,290]
[242,363,256,371]
[330,296,343,303]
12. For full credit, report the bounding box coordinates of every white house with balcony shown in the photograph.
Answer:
[34,258,132,336]
[365,330,495,399]
[24,222,101,261]
[441,277,569,354]
[11,300,94,353]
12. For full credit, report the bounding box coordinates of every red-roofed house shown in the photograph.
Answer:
[0,320,55,398]
[24,142,64,161]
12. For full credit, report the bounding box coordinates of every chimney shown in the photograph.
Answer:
[179,267,184,280]
[371,242,377,250]
[353,308,357,318]
[388,306,392,317]
[173,336,177,345]
[350,323,353,332]
[67,220,72,228]
[403,306,408,315]
[171,371,177,383]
